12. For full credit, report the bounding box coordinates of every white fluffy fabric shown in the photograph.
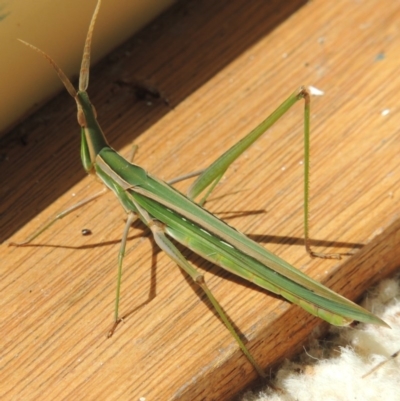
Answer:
[241,275,400,401]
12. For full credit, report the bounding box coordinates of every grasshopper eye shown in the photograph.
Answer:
[77,108,86,127]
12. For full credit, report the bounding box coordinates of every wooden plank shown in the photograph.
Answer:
[1,0,399,400]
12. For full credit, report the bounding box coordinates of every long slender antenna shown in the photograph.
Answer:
[18,39,77,99]
[79,0,102,91]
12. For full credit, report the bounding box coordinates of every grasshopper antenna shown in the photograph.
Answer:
[79,0,101,91]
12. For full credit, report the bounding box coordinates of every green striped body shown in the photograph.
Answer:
[95,147,387,328]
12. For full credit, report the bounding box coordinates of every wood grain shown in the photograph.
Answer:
[1,0,400,400]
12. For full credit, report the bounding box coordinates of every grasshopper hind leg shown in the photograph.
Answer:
[131,199,266,376]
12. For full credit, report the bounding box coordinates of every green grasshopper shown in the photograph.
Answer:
[13,0,388,376]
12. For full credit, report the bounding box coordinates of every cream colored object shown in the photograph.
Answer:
[0,0,175,135]
[241,277,400,401]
